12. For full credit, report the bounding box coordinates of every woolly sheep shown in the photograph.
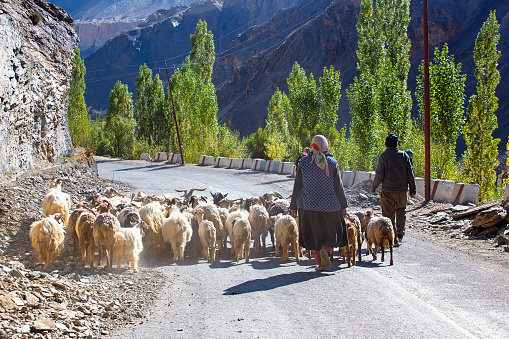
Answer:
[364,210,394,265]
[274,214,300,263]
[233,217,251,263]
[29,214,66,269]
[249,205,270,253]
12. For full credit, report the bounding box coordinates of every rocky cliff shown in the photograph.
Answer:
[0,0,78,176]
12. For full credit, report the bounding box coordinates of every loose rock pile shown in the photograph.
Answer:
[0,155,166,338]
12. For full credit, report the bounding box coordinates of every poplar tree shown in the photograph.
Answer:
[104,81,136,158]
[68,48,90,147]
[463,11,501,201]
[416,44,467,179]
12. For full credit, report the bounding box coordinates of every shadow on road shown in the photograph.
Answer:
[223,271,322,295]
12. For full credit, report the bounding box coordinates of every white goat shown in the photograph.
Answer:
[198,220,216,262]
[139,201,166,254]
[29,214,66,269]
[225,209,249,254]
[114,227,144,272]
[161,209,193,261]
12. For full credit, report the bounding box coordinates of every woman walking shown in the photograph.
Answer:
[290,135,348,271]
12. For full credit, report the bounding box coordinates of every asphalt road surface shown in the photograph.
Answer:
[96,158,509,339]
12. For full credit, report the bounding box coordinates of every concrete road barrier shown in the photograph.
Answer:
[215,157,229,167]
[279,162,294,175]
[415,177,425,197]
[341,171,355,188]
[228,158,240,169]
[452,183,480,205]
[236,158,253,169]
[168,153,181,163]
[352,171,375,186]
[252,159,266,171]
[140,153,151,161]
[199,155,214,166]
[154,152,167,161]
[430,180,455,203]
[265,160,280,173]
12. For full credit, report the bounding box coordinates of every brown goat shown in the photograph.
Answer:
[364,210,394,265]
[93,213,121,268]
[76,211,97,267]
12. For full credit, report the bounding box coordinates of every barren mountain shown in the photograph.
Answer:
[82,0,509,151]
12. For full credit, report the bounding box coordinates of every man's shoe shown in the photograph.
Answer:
[393,241,400,248]
[397,235,404,243]
[319,249,332,271]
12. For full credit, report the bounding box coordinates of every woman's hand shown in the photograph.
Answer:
[290,209,298,218]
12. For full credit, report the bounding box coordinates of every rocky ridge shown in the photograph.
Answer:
[0,0,78,177]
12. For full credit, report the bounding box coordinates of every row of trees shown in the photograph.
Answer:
[67,6,505,202]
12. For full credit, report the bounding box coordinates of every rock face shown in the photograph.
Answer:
[0,0,78,177]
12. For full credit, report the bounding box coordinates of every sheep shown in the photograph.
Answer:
[266,199,290,246]
[345,212,363,263]
[249,204,270,253]
[161,209,193,262]
[232,217,251,263]
[42,178,71,226]
[274,215,300,263]
[139,202,166,254]
[114,226,144,272]
[363,210,394,265]
[76,211,97,268]
[341,222,358,267]
[93,212,121,268]
[29,214,66,269]
[198,220,216,262]
[262,191,284,202]
[225,209,249,254]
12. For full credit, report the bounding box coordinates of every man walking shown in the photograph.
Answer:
[372,133,416,247]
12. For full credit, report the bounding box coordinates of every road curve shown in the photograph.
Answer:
[96,158,509,339]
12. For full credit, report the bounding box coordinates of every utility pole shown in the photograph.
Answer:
[164,61,185,165]
[423,0,431,201]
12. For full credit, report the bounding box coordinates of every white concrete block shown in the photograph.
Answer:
[154,152,167,161]
[279,162,294,175]
[352,171,375,186]
[140,153,151,161]
[415,177,425,197]
[215,157,229,167]
[228,158,240,169]
[265,160,280,173]
[430,180,455,203]
[236,158,253,169]
[342,171,355,188]
[252,158,266,171]
[199,155,214,166]
[168,153,181,163]
[452,183,480,205]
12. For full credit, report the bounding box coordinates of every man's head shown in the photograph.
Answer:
[385,133,398,148]
[303,147,310,154]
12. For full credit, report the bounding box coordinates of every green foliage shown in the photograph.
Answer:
[245,128,268,159]
[170,21,218,163]
[416,44,467,179]
[217,124,247,158]
[265,89,292,161]
[104,81,136,158]
[463,11,501,202]
[318,66,342,139]
[328,126,358,171]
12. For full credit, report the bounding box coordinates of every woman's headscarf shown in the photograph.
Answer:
[310,135,330,176]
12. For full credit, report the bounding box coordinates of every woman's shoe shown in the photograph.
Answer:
[319,249,331,271]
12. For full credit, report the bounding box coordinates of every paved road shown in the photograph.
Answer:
[97,158,509,339]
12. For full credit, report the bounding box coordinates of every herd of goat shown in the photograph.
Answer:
[29,177,396,272]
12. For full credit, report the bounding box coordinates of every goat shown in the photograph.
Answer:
[29,214,66,269]
[139,201,166,254]
[249,205,270,253]
[198,220,216,262]
[68,208,88,255]
[274,215,300,263]
[345,212,363,262]
[341,222,358,267]
[266,199,290,246]
[225,209,249,254]
[93,211,121,268]
[232,217,251,263]
[76,211,96,268]
[210,191,228,206]
[363,210,394,265]
[161,208,193,261]
[42,178,71,226]
[114,226,144,272]
[262,191,284,202]
[194,203,227,252]
[174,188,206,205]
[117,205,142,228]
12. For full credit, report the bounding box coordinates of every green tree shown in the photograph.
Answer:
[104,81,136,158]
[170,20,218,162]
[318,66,342,139]
[68,48,91,148]
[416,44,467,179]
[463,11,501,202]
[135,65,154,144]
[265,89,292,161]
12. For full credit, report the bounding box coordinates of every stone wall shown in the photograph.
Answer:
[0,0,78,176]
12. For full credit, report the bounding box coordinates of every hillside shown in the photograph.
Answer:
[82,0,509,151]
